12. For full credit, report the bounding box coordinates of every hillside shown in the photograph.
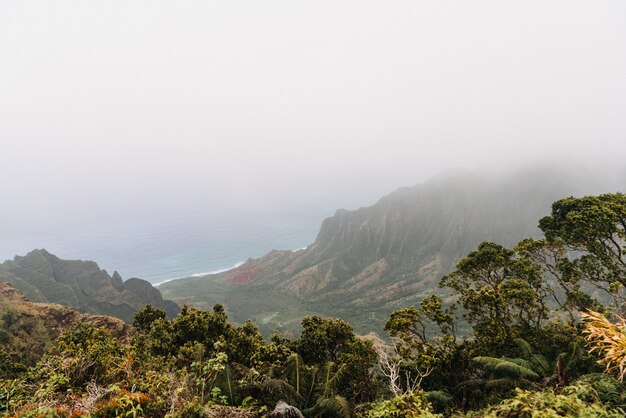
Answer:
[160,165,625,335]
[0,249,180,323]
[0,282,133,368]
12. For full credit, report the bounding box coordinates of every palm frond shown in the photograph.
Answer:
[285,353,307,395]
[426,390,454,405]
[514,338,534,359]
[304,395,352,418]
[262,378,301,404]
[503,357,533,370]
[321,361,346,397]
[458,378,486,389]
[485,377,518,390]
[217,365,235,405]
[494,361,539,380]
[473,356,503,370]
[528,353,550,376]
[513,338,550,376]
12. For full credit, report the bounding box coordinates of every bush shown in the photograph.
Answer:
[358,391,441,418]
[477,385,625,418]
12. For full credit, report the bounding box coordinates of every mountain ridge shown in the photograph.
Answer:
[160,165,626,335]
[0,249,180,323]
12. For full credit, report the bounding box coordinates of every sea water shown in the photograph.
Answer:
[0,207,331,284]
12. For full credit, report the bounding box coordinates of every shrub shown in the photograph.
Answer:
[477,385,625,418]
[358,391,441,418]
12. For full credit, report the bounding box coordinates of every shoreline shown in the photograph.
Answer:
[154,261,245,287]
[153,245,308,287]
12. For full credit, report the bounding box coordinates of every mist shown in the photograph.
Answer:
[1,1,625,276]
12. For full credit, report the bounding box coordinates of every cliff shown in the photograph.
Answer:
[160,165,625,335]
[0,249,180,323]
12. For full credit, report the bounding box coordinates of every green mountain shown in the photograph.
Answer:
[160,165,625,335]
[0,249,180,323]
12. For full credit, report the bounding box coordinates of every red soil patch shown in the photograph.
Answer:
[226,262,263,284]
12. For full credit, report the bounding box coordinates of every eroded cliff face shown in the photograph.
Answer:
[0,249,180,323]
[160,166,625,334]
[215,170,573,300]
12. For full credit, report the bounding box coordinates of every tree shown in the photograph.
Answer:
[296,316,378,404]
[440,242,548,353]
[133,304,166,332]
[539,194,626,310]
[171,305,230,356]
[298,316,355,364]
[515,238,599,321]
[385,296,457,390]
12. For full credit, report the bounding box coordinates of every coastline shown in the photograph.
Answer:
[154,261,245,287]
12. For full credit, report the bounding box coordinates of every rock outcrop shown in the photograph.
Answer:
[0,250,180,323]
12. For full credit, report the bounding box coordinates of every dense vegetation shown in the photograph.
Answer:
[1,193,625,417]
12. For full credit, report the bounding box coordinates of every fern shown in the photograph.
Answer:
[304,395,351,418]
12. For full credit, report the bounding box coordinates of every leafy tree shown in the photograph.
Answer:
[385,296,457,390]
[172,305,229,353]
[298,316,355,364]
[133,304,166,332]
[227,320,265,368]
[440,242,548,354]
[515,238,600,319]
[539,193,626,308]
[39,322,124,388]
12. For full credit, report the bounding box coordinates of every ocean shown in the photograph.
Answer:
[0,207,332,284]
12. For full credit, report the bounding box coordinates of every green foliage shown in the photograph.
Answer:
[296,316,378,404]
[0,302,53,366]
[476,385,625,418]
[574,373,626,406]
[298,316,355,364]
[91,387,150,417]
[0,378,29,414]
[0,349,26,379]
[133,304,167,332]
[515,238,600,317]
[358,391,441,418]
[304,394,352,418]
[5,193,626,417]
[33,322,124,389]
[440,242,548,353]
[539,193,626,302]
[385,296,457,391]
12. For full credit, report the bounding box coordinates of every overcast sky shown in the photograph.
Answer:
[1,0,625,221]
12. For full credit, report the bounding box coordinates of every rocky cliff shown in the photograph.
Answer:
[0,249,180,323]
[160,165,625,335]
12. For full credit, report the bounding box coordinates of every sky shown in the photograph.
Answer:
[1,1,625,267]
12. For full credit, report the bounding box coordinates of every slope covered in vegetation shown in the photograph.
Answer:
[0,249,180,323]
[1,192,625,417]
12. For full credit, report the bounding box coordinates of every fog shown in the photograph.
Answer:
[1,1,625,271]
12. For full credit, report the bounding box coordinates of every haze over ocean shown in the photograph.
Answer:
[0,206,333,284]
